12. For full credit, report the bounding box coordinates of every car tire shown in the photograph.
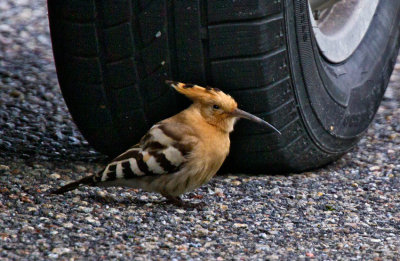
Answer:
[47,0,400,173]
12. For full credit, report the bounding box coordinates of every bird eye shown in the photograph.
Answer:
[213,104,220,110]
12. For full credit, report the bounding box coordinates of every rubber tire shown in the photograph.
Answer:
[47,0,400,173]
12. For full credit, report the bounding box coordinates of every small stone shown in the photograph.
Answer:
[370,238,381,243]
[214,188,224,197]
[48,253,59,259]
[55,130,64,140]
[233,223,248,228]
[55,213,67,219]
[219,204,228,211]
[5,122,15,129]
[50,173,61,179]
[175,209,186,214]
[139,195,148,201]
[231,180,241,186]
[85,217,100,226]
[369,166,381,171]
[0,187,9,193]
[78,206,93,213]
[96,191,106,197]
[43,92,54,100]
[306,252,315,258]
[177,245,188,251]
[52,114,63,123]
[75,165,87,172]
[68,136,80,145]
[51,247,71,255]
[62,222,73,228]
[20,196,34,204]
[345,223,358,229]
[195,227,209,236]
[20,226,34,232]
[0,165,10,171]
[72,196,81,203]
[9,90,24,99]
[0,24,12,33]
[325,205,336,211]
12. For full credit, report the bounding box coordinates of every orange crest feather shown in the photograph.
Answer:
[166,81,237,112]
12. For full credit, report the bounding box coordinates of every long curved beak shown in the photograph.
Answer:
[233,109,281,135]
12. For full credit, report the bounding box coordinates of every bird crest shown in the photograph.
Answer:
[166,80,238,113]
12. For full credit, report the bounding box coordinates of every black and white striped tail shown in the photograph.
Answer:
[51,175,95,194]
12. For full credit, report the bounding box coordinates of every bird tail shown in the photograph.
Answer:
[51,175,96,194]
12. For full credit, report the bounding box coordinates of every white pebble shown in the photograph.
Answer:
[50,173,61,179]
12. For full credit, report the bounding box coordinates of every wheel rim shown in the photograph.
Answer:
[308,0,379,63]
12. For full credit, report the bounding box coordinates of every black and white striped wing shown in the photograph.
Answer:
[94,123,195,183]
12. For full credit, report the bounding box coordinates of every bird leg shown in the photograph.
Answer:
[164,195,205,210]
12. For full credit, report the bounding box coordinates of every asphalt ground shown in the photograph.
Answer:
[0,1,400,260]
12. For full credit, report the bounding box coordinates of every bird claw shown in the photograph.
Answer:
[165,196,205,210]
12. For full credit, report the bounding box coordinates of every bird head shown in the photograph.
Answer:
[166,81,281,134]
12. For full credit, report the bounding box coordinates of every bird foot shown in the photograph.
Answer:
[165,196,205,210]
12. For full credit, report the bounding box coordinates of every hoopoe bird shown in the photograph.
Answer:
[52,81,281,207]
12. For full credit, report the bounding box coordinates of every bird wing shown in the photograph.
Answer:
[93,121,197,183]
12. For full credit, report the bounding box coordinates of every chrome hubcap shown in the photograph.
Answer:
[308,0,379,63]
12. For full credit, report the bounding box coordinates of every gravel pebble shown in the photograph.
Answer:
[1,0,400,260]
